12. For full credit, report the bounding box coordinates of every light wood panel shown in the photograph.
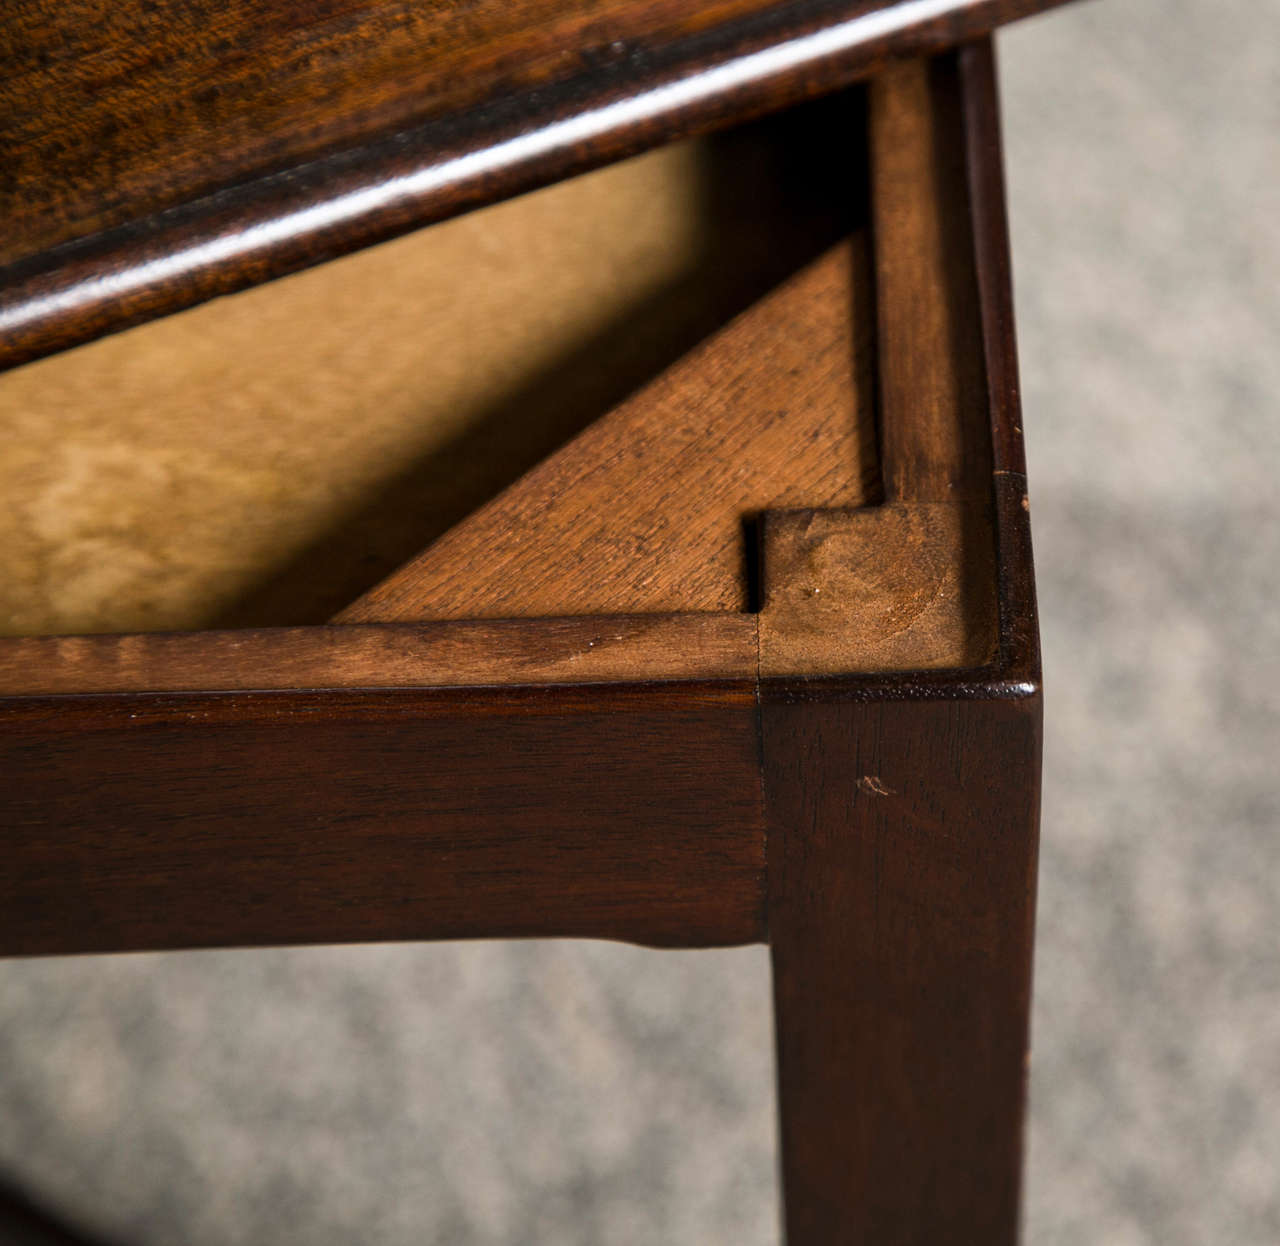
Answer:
[340,240,879,622]
[758,502,996,675]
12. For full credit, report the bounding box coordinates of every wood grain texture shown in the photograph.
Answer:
[0,44,1040,1019]
[766,694,1041,1244]
[339,239,879,623]
[758,502,996,674]
[755,52,998,677]
[0,615,756,697]
[0,106,856,637]
[762,40,1042,1245]
[0,683,765,955]
[871,53,994,505]
[0,0,1073,370]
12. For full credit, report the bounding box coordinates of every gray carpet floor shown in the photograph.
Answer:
[2,0,1278,1241]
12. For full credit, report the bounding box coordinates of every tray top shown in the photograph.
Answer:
[0,0,1069,369]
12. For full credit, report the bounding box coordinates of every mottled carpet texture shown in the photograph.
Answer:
[1,1,1277,1242]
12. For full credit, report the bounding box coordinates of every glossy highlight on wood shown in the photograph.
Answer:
[0,0,1072,369]
[0,41,1036,961]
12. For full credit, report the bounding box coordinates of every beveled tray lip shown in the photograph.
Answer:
[0,0,1070,373]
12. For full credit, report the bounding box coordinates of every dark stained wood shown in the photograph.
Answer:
[5,0,779,264]
[766,694,1041,1244]
[0,42,1029,971]
[762,40,1042,1244]
[339,240,879,623]
[0,683,765,956]
[959,38,1041,680]
[1,42,1048,1246]
[0,616,757,696]
[0,0,1073,370]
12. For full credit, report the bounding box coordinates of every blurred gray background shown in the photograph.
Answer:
[2,0,1278,1241]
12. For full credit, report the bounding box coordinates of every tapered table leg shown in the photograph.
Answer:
[767,692,1041,1243]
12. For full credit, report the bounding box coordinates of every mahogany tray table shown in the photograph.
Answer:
[1,2,1053,1240]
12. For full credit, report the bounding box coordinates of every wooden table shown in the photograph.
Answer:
[0,3,1052,1240]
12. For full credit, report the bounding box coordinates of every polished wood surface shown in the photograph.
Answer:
[0,43,1035,961]
[6,0,780,263]
[767,694,1040,1244]
[0,36,1044,1240]
[0,0,1072,369]
[0,684,765,956]
[764,43,1040,1244]
[756,49,1000,677]
[872,56,993,504]
[1,63,1042,1246]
